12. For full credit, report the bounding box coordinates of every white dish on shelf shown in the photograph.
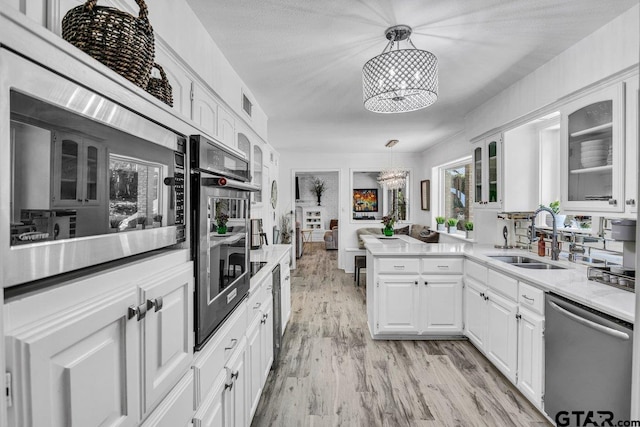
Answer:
[581,159,607,168]
[580,147,608,155]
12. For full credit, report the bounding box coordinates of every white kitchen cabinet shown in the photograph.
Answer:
[6,286,141,427]
[246,312,263,420]
[560,83,625,212]
[472,132,502,208]
[218,106,236,148]
[223,338,248,427]
[463,272,518,383]
[376,275,421,335]
[52,130,105,207]
[485,290,518,383]
[192,81,219,137]
[464,277,488,349]
[517,307,545,408]
[139,264,194,415]
[280,257,292,334]
[154,42,195,118]
[420,275,463,334]
[261,298,274,382]
[253,144,264,204]
[193,371,226,427]
[140,370,194,427]
[624,76,639,214]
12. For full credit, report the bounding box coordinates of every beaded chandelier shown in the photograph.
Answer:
[363,25,438,114]
[377,140,408,190]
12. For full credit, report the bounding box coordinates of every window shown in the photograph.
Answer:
[439,158,473,231]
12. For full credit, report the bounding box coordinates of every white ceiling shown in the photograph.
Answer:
[185,0,637,154]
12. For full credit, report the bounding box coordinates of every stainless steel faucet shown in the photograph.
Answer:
[530,207,560,260]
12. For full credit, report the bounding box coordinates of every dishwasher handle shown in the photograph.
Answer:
[549,301,630,341]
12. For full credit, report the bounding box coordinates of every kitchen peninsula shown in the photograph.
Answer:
[363,233,635,413]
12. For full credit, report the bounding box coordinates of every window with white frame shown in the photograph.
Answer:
[438,157,473,232]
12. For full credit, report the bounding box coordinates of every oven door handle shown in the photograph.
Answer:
[201,177,260,192]
[549,301,630,340]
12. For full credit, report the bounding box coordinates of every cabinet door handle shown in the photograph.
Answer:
[414,280,418,285]
[626,199,636,206]
[479,292,485,298]
[225,381,234,391]
[516,314,522,320]
[231,370,239,381]
[135,303,147,321]
[608,199,617,205]
[127,305,138,320]
[146,296,164,312]
[253,302,262,309]
[225,338,238,351]
[424,281,428,286]
[77,199,83,202]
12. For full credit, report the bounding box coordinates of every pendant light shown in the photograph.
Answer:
[377,139,407,190]
[363,25,438,114]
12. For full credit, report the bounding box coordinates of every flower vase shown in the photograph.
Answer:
[317,195,322,206]
[217,225,227,235]
[437,224,446,232]
[466,230,474,239]
[383,226,394,236]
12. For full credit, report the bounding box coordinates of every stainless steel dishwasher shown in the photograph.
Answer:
[272,264,282,368]
[545,293,633,423]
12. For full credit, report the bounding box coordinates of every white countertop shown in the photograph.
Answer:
[362,235,635,323]
[249,244,291,289]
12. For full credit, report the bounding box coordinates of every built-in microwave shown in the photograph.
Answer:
[1,48,186,288]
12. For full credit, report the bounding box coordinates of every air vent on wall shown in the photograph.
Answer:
[242,93,252,117]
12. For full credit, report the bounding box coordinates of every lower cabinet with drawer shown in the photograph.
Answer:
[371,256,464,338]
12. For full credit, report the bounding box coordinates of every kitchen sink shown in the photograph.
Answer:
[489,255,540,264]
[512,263,566,270]
[488,255,566,270]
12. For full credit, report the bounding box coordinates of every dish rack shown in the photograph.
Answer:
[587,266,635,292]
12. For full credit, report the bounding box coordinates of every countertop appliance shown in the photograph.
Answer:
[191,135,259,350]
[251,218,267,249]
[1,48,185,288]
[545,293,633,423]
[271,264,282,368]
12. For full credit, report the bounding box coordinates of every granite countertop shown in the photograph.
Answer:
[249,244,291,289]
[362,235,635,323]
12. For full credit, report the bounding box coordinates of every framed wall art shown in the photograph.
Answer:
[353,188,378,212]
[421,180,430,211]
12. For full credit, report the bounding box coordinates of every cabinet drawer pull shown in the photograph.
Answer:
[253,302,262,309]
[127,305,138,320]
[437,265,449,269]
[626,199,636,206]
[225,338,238,351]
[424,281,428,286]
[414,280,418,285]
[522,294,535,303]
[394,265,405,270]
[608,199,617,205]
[231,370,239,380]
[225,381,234,391]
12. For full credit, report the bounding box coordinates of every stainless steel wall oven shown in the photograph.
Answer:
[191,135,258,350]
[1,48,186,288]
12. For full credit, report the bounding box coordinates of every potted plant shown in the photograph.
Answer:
[435,216,446,232]
[464,221,474,239]
[541,200,566,227]
[381,213,396,236]
[447,218,458,233]
[311,177,326,206]
[216,212,229,234]
[136,216,146,230]
[152,214,163,228]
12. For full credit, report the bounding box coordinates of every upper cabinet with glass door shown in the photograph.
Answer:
[473,132,502,209]
[561,83,624,213]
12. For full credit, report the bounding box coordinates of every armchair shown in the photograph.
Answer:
[324,219,338,250]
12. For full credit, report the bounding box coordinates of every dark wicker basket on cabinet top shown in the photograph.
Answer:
[61,0,155,89]
[146,63,173,107]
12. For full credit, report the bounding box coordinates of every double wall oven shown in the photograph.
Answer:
[191,135,259,350]
[1,48,186,289]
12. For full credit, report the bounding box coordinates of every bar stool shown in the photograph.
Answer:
[228,253,245,278]
[354,255,366,287]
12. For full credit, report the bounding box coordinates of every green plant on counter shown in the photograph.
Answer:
[447,218,458,227]
[464,221,474,231]
[540,200,560,214]
[435,216,445,224]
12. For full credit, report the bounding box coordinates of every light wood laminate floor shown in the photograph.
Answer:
[251,243,551,427]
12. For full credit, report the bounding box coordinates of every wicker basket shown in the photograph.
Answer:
[146,63,173,106]
[62,0,155,89]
